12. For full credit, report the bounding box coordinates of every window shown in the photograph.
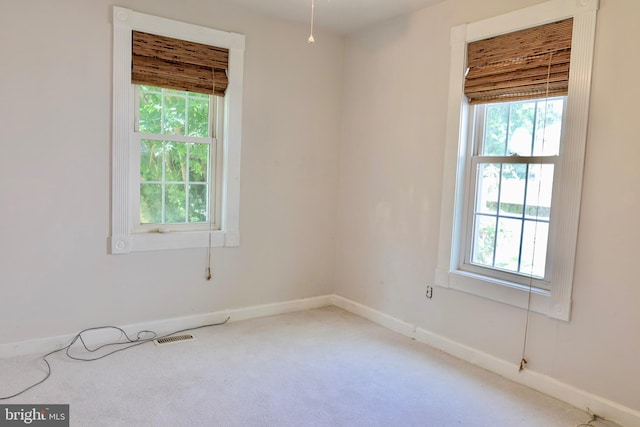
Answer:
[462,97,565,289]
[435,0,599,320]
[134,85,220,231]
[110,7,245,253]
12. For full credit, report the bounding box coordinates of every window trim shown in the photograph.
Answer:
[110,7,245,253]
[435,0,599,321]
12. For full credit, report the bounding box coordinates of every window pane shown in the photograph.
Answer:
[163,92,187,135]
[189,143,209,182]
[533,98,564,156]
[164,141,187,182]
[472,215,496,267]
[525,164,554,220]
[507,102,535,156]
[475,163,500,214]
[189,184,208,223]
[140,183,162,224]
[139,140,212,225]
[165,184,187,223]
[136,87,214,226]
[187,97,210,137]
[494,217,522,273]
[138,89,162,134]
[469,97,565,281]
[138,86,214,138]
[482,104,508,156]
[520,220,549,278]
[499,164,526,216]
[140,140,163,182]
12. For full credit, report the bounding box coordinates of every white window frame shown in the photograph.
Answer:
[460,97,566,290]
[435,0,598,321]
[132,87,222,233]
[109,7,245,253]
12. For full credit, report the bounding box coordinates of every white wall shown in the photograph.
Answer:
[336,0,640,414]
[0,0,343,343]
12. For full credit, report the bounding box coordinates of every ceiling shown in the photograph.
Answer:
[227,0,446,34]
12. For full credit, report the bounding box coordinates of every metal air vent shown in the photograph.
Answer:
[153,334,197,346]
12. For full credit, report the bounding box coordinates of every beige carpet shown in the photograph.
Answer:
[0,307,610,426]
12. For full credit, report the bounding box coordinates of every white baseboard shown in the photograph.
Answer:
[0,295,334,359]
[332,295,640,427]
[2,293,638,426]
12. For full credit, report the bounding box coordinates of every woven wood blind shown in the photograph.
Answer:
[464,18,573,104]
[132,31,229,97]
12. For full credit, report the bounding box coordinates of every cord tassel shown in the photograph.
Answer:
[519,358,527,372]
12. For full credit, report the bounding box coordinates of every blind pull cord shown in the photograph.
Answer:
[520,52,555,372]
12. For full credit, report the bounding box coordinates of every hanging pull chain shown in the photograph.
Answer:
[308,0,315,44]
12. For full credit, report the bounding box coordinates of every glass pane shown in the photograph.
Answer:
[189,184,208,223]
[499,164,526,216]
[164,141,187,182]
[520,220,549,278]
[164,88,184,96]
[475,163,500,214]
[533,98,564,156]
[494,217,522,273]
[140,140,163,182]
[483,104,508,156]
[163,92,187,135]
[189,91,209,99]
[189,143,209,182]
[138,89,162,134]
[472,215,496,267]
[525,164,554,220]
[165,184,186,223]
[507,101,535,156]
[140,183,162,224]
[187,97,210,137]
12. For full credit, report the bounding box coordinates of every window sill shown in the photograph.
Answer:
[435,268,569,320]
[109,230,239,253]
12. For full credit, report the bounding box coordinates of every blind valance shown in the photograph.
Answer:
[465,18,573,104]
[132,31,229,97]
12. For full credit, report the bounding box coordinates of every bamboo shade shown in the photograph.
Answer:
[464,18,573,104]
[132,31,229,97]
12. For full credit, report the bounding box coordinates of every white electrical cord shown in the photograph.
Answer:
[574,408,625,427]
[0,317,230,400]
